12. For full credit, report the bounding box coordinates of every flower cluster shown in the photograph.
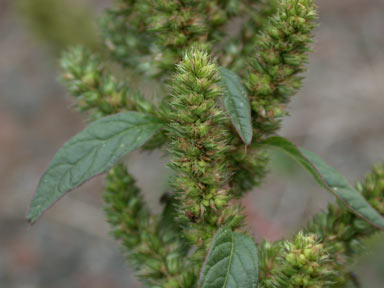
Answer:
[60,47,155,119]
[228,0,318,196]
[246,0,317,138]
[167,49,244,253]
[102,0,246,77]
[101,0,285,78]
[104,164,194,287]
[259,232,346,288]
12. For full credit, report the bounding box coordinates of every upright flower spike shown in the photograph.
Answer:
[167,49,244,254]
[167,48,231,222]
[246,0,317,139]
[104,164,193,288]
[226,0,318,197]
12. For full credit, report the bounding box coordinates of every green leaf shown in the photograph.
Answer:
[261,136,384,230]
[28,112,163,224]
[199,228,259,288]
[219,68,252,145]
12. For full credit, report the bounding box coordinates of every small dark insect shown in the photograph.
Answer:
[185,210,198,223]
[160,192,172,204]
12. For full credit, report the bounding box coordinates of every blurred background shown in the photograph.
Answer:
[1,0,384,287]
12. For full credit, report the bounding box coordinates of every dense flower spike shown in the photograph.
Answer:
[167,50,232,218]
[246,0,317,139]
[101,0,245,77]
[259,232,347,287]
[101,0,283,78]
[166,49,245,257]
[60,47,156,119]
[227,0,318,197]
[104,164,194,288]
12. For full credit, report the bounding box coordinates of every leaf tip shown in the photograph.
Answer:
[244,132,253,146]
[26,209,37,225]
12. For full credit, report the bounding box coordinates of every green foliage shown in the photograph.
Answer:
[27,0,384,287]
[219,68,253,145]
[306,163,384,260]
[262,136,384,230]
[60,47,169,150]
[199,228,259,288]
[28,112,163,223]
